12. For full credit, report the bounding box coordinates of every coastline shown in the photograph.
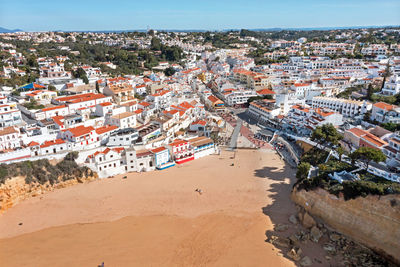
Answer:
[0,149,300,266]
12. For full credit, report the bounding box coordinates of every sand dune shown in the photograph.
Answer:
[0,149,297,267]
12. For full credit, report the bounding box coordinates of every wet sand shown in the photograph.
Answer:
[0,149,298,267]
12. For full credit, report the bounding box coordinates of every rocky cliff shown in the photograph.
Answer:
[291,187,400,263]
[0,174,97,213]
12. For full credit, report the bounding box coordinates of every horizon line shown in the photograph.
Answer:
[2,25,400,33]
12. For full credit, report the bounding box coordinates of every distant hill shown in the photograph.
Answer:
[0,27,23,33]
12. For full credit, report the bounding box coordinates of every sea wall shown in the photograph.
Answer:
[291,187,400,263]
[0,174,97,213]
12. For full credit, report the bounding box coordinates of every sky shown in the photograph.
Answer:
[0,0,399,31]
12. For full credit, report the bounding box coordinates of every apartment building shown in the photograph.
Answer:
[311,96,371,117]
[371,102,400,124]
[380,75,400,96]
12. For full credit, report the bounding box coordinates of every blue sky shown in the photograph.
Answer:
[0,0,399,31]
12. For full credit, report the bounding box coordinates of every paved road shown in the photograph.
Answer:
[229,119,243,149]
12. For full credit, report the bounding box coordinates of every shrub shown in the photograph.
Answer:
[301,147,329,165]
[0,152,94,185]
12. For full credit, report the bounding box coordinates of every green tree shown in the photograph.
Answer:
[350,147,386,169]
[363,110,371,122]
[164,67,176,76]
[336,145,346,162]
[82,75,89,84]
[311,124,343,151]
[151,37,162,51]
[296,162,311,181]
[366,84,374,100]
[73,67,86,79]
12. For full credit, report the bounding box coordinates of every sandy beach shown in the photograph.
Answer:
[0,149,299,267]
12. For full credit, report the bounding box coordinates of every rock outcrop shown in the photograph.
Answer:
[291,187,400,263]
[0,174,97,213]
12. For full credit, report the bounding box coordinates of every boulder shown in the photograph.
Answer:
[310,226,323,243]
[289,234,300,246]
[289,214,298,224]
[323,243,337,254]
[275,224,289,232]
[298,211,316,228]
[272,237,291,248]
[329,233,341,242]
[287,247,302,261]
[299,256,312,266]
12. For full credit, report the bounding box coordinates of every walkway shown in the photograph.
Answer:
[229,118,242,149]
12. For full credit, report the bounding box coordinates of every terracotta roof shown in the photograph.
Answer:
[41,105,67,112]
[136,149,152,157]
[315,108,335,117]
[139,102,151,107]
[99,102,112,107]
[292,105,310,113]
[189,136,213,147]
[256,89,275,95]
[169,139,188,147]
[207,95,222,103]
[95,125,118,135]
[0,126,18,136]
[373,102,397,111]
[111,112,135,120]
[192,120,207,126]
[28,141,39,147]
[55,93,107,104]
[40,139,65,148]
[151,146,167,153]
[89,147,125,158]
[361,134,387,147]
[66,125,95,137]
[348,127,368,137]
[179,101,194,109]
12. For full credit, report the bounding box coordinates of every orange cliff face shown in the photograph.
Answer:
[0,174,97,213]
[291,187,400,263]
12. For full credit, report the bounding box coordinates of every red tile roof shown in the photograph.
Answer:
[40,139,65,148]
[151,146,167,153]
[99,102,112,107]
[66,125,95,137]
[256,89,275,95]
[373,102,397,111]
[169,139,188,147]
[192,120,207,126]
[95,125,118,135]
[41,105,67,112]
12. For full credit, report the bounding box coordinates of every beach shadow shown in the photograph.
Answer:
[254,163,326,266]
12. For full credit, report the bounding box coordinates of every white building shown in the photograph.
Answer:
[381,75,400,96]
[109,112,137,129]
[371,102,400,124]
[107,128,139,147]
[311,96,371,117]
[0,126,21,150]
[86,147,125,177]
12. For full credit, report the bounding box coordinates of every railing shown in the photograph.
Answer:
[367,165,400,183]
